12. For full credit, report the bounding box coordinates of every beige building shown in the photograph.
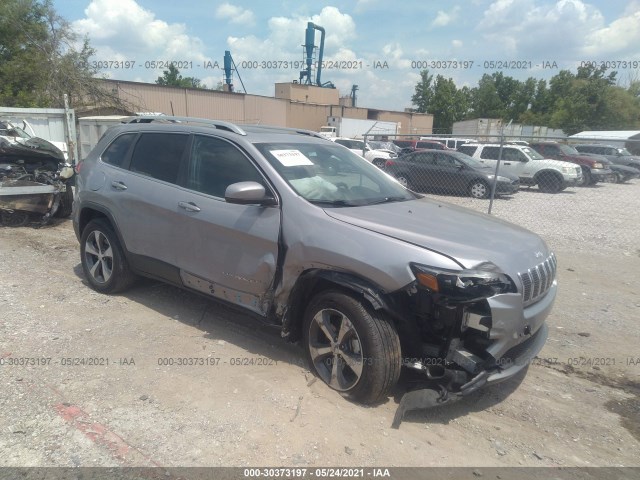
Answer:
[93,79,433,136]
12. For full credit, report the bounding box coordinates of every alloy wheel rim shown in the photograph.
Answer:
[84,230,114,284]
[308,308,364,391]
[471,182,487,198]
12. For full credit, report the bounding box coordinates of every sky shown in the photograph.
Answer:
[53,0,640,111]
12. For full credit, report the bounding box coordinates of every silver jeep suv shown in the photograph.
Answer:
[73,116,555,405]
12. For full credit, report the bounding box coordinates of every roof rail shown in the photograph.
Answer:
[241,124,325,139]
[123,115,247,136]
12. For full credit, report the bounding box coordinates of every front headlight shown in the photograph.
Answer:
[561,166,575,174]
[410,262,516,303]
[59,166,75,179]
[593,162,603,169]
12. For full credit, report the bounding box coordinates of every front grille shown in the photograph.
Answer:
[518,253,556,305]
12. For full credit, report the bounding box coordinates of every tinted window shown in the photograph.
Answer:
[129,133,188,184]
[458,145,477,156]
[101,133,137,167]
[411,152,435,164]
[503,148,527,162]
[435,153,457,167]
[187,135,264,198]
[480,147,502,159]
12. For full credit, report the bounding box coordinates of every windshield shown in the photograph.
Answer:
[0,123,31,140]
[522,147,544,160]
[558,144,579,155]
[255,142,416,206]
[617,148,632,156]
[369,141,401,153]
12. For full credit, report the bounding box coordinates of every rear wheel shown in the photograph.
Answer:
[303,290,401,404]
[80,219,136,293]
[469,179,490,199]
[537,172,563,193]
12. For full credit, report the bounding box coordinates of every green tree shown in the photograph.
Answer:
[470,74,504,118]
[156,64,205,89]
[411,70,434,113]
[429,75,470,132]
[0,0,114,108]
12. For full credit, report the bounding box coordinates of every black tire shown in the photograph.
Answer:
[80,219,136,293]
[1,211,30,227]
[468,179,490,199]
[577,167,591,187]
[372,159,386,169]
[537,172,563,193]
[303,290,401,404]
[55,184,74,218]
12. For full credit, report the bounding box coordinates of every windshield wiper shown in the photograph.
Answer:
[365,196,410,205]
[308,199,357,207]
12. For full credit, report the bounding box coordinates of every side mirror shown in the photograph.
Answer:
[225,181,276,206]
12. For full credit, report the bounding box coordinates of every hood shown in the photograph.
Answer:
[564,153,605,165]
[0,137,65,163]
[324,197,550,279]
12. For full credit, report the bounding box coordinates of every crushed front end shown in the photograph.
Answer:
[395,254,556,397]
[0,138,74,226]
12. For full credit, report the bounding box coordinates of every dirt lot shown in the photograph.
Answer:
[1,182,639,470]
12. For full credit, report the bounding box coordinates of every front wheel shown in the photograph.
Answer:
[537,172,563,193]
[577,167,591,187]
[394,173,412,190]
[80,219,136,293]
[303,290,401,404]
[469,179,490,199]
[55,184,74,218]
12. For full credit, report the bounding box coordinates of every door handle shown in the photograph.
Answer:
[504,162,511,165]
[111,181,127,190]
[178,201,201,212]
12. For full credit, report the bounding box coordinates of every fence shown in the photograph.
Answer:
[363,132,640,213]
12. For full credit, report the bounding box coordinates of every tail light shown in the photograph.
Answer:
[74,161,83,174]
[385,159,395,167]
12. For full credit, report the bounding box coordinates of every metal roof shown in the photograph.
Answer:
[569,131,640,140]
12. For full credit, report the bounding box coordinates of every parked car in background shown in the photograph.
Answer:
[330,137,397,168]
[367,140,402,157]
[573,144,640,172]
[392,139,450,155]
[385,149,520,198]
[458,143,582,193]
[529,141,613,186]
[73,115,555,408]
[419,137,473,150]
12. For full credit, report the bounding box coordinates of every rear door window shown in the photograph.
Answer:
[129,133,189,184]
[480,147,502,159]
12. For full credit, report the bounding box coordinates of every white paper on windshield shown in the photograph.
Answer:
[271,149,314,167]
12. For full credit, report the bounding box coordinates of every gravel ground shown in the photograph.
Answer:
[0,180,639,471]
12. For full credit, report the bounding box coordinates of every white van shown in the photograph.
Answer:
[419,136,473,150]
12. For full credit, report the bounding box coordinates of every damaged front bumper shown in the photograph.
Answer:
[399,277,556,396]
